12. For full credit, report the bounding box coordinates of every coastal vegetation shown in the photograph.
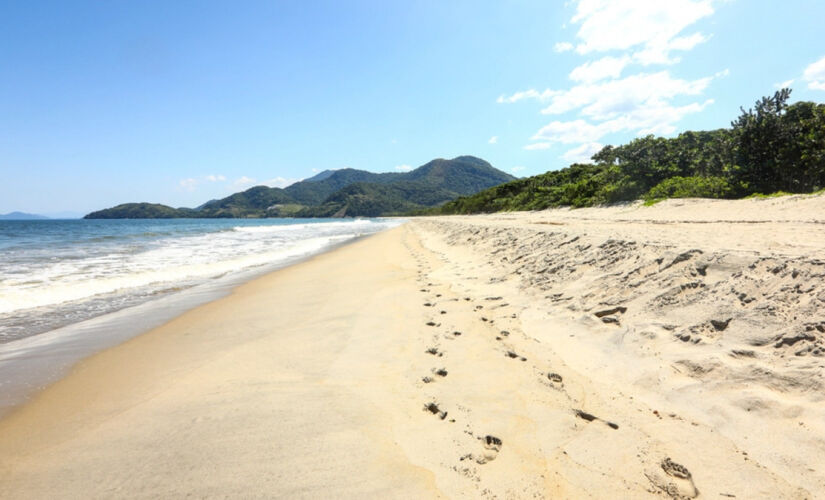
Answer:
[85,156,515,219]
[429,89,825,214]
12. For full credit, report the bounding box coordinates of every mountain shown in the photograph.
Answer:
[296,181,460,217]
[189,169,404,217]
[295,157,516,217]
[284,169,403,205]
[302,169,337,182]
[84,156,515,219]
[0,211,49,220]
[196,186,296,218]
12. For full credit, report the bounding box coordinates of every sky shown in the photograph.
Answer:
[1,0,824,215]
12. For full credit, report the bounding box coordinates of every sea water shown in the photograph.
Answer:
[0,217,400,412]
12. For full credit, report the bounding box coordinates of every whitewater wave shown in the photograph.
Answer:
[0,218,402,339]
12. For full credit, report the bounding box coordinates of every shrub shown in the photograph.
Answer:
[644,176,734,202]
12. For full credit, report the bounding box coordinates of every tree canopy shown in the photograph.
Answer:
[431,89,825,215]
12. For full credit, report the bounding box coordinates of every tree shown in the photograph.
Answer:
[731,88,792,192]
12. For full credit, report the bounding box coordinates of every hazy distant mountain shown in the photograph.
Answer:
[0,211,49,220]
[85,156,516,219]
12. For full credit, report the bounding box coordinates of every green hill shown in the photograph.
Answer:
[283,168,403,205]
[84,155,515,219]
[296,157,516,217]
[84,203,197,219]
[196,186,296,218]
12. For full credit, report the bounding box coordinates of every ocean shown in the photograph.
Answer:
[0,217,400,411]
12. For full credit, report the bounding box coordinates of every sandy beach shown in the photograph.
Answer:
[2,195,824,498]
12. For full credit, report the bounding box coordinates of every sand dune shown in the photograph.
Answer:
[1,195,823,498]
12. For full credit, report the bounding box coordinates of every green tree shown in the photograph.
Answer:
[731,88,792,192]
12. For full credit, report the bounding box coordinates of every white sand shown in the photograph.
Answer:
[1,195,823,498]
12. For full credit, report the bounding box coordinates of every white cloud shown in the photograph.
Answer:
[633,33,710,66]
[774,79,794,89]
[562,142,604,163]
[530,95,712,146]
[497,89,559,104]
[554,42,574,53]
[179,174,227,191]
[510,166,526,173]
[488,136,498,144]
[803,56,825,91]
[233,176,257,188]
[532,119,604,144]
[263,177,301,188]
[569,55,631,83]
[503,71,716,141]
[571,0,714,64]
[608,98,713,136]
[500,0,721,159]
[179,178,198,191]
[394,164,413,172]
[541,71,713,118]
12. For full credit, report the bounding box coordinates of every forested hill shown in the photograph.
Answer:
[429,89,825,215]
[85,156,515,219]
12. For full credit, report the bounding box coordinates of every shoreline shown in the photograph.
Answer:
[0,225,444,498]
[1,198,822,498]
[0,230,379,417]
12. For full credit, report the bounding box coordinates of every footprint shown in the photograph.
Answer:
[574,409,619,430]
[594,306,628,325]
[476,435,502,464]
[645,457,699,499]
[424,402,448,420]
[505,351,527,361]
[575,409,597,422]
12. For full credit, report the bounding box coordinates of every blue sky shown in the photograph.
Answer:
[1,0,824,215]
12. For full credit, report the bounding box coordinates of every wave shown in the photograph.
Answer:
[231,219,383,234]
[0,219,401,319]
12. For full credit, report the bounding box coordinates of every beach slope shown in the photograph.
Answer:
[2,195,824,498]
